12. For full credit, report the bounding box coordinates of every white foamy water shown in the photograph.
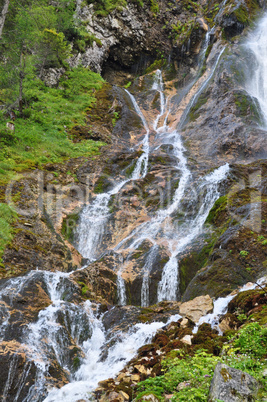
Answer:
[77,51,229,305]
[245,14,267,125]
[193,276,267,334]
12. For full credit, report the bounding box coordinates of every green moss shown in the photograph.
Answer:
[234,91,263,123]
[94,175,106,194]
[233,5,249,25]
[125,161,137,178]
[146,58,167,74]
[61,212,79,243]
[85,0,127,16]
[189,92,208,121]
[150,0,159,14]
[72,356,81,370]
[206,195,228,225]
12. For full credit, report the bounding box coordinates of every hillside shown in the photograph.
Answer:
[0,0,266,401]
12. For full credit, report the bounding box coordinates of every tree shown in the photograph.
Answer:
[0,0,10,39]
[0,1,71,115]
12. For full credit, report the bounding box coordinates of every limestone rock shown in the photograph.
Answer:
[219,317,232,333]
[131,374,140,382]
[179,295,213,323]
[208,363,259,401]
[40,68,65,87]
[119,391,130,400]
[180,335,193,345]
[180,318,189,328]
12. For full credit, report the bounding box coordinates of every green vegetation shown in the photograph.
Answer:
[206,195,228,224]
[136,350,221,401]
[150,0,159,15]
[135,321,267,401]
[83,0,126,16]
[0,67,106,183]
[171,19,195,43]
[0,203,17,265]
[0,1,108,261]
[189,92,208,121]
[61,211,80,243]
[146,58,167,74]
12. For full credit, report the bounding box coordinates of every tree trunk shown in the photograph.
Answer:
[19,51,25,117]
[0,0,10,39]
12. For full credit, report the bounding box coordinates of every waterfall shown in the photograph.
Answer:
[157,163,230,302]
[0,269,182,401]
[0,34,235,400]
[245,14,267,125]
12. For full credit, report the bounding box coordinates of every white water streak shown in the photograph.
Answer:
[245,14,267,125]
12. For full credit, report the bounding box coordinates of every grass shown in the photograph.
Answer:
[0,203,18,265]
[0,66,106,184]
[84,0,127,16]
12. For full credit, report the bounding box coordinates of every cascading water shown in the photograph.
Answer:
[0,269,182,401]
[245,14,267,125]
[77,87,151,262]
[0,26,247,400]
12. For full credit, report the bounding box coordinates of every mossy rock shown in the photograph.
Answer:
[234,90,263,123]
[228,287,267,314]
[182,254,252,301]
[205,195,228,226]
[61,211,80,243]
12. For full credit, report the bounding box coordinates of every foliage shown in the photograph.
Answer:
[0,203,17,264]
[0,66,105,183]
[136,350,221,401]
[135,322,267,401]
[232,322,267,358]
[150,0,159,15]
[84,0,126,16]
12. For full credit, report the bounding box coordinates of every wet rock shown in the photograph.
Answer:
[179,295,213,323]
[70,263,118,305]
[219,316,235,333]
[208,363,259,401]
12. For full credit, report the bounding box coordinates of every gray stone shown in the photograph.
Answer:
[208,363,259,402]
[40,68,65,87]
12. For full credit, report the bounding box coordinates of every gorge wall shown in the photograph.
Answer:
[0,0,266,400]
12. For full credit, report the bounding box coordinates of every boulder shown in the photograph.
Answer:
[208,363,259,401]
[179,295,213,323]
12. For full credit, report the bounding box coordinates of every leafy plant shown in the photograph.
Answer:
[136,350,221,401]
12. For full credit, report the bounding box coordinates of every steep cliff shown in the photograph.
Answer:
[0,0,266,400]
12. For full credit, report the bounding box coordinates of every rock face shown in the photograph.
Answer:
[73,0,209,75]
[208,363,259,402]
[179,295,213,323]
